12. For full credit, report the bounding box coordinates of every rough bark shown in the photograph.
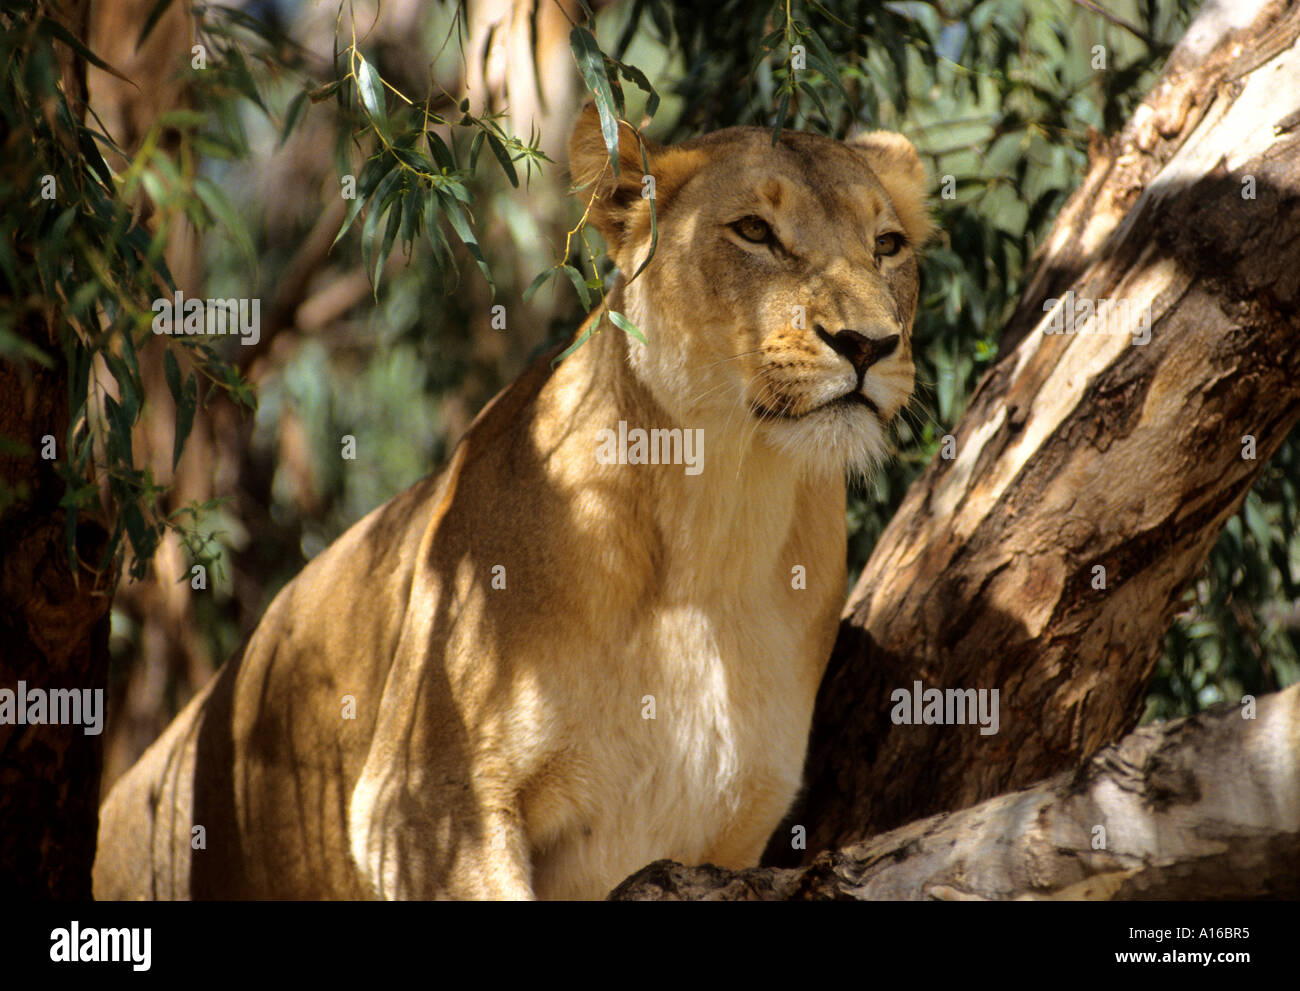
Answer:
[0,0,111,899]
[0,339,114,900]
[760,0,1300,868]
[614,684,1300,900]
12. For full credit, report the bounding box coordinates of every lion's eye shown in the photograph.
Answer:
[875,232,905,257]
[732,216,775,245]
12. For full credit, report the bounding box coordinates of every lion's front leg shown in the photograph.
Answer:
[348,755,536,900]
[346,591,535,899]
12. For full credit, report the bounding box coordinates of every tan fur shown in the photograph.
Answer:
[93,107,931,900]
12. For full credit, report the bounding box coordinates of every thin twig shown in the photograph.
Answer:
[1070,0,1159,48]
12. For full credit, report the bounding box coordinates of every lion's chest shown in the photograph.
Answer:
[526,595,821,900]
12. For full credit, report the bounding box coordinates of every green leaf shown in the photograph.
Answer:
[360,179,391,289]
[194,176,255,270]
[799,78,832,126]
[399,189,421,252]
[192,132,242,161]
[422,197,452,272]
[561,264,592,309]
[49,206,77,244]
[218,361,256,413]
[570,26,621,174]
[333,157,390,248]
[77,126,114,187]
[155,109,211,130]
[280,90,309,148]
[70,338,93,418]
[223,45,268,115]
[393,146,438,176]
[802,30,851,108]
[437,189,494,295]
[771,89,791,146]
[212,96,250,156]
[308,80,342,103]
[104,394,133,464]
[37,16,131,83]
[609,309,647,344]
[136,0,177,51]
[468,130,486,172]
[374,189,404,285]
[426,130,457,172]
[613,0,645,58]
[757,27,785,53]
[552,321,596,366]
[522,267,556,303]
[164,348,182,404]
[617,60,660,120]
[485,133,518,187]
[122,500,148,560]
[173,372,197,470]
[356,53,390,141]
[104,351,139,426]
[356,166,403,278]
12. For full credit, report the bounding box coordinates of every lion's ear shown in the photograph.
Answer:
[847,130,934,249]
[569,103,652,196]
[569,104,657,254]
[568,103,705,269]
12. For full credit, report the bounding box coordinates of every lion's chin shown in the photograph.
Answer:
[758,403,892,483]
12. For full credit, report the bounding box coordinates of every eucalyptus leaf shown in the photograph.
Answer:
[570,26,621,174]
[356,54,390,141]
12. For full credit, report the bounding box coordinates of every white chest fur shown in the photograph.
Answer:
[527,589,817,899]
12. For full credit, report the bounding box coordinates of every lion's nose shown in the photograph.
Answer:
[816,326,900,375]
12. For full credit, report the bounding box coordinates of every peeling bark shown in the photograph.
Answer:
[614,685,1300,900]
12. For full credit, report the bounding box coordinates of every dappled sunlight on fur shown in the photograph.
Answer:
[93,105,931,902]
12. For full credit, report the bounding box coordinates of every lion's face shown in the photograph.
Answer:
[570,111,933,477]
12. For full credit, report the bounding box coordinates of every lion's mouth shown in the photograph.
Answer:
[750,390,879,421]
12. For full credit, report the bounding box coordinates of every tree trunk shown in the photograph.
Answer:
[0,340,114,900]
[0,0,115,900]
[761,0,1300,867]
[614,684,1300,899]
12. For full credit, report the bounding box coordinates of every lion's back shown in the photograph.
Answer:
[94,473,445,899]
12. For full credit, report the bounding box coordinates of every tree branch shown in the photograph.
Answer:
[612,684,1300,900]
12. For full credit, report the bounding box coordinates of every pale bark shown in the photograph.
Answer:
[86,0,220,800]
[761,0,1300,867]
[613,684,1300,900]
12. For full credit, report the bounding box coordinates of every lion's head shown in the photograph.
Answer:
[569,106,932,477]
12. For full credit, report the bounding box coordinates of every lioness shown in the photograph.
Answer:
[93,106,931,900]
